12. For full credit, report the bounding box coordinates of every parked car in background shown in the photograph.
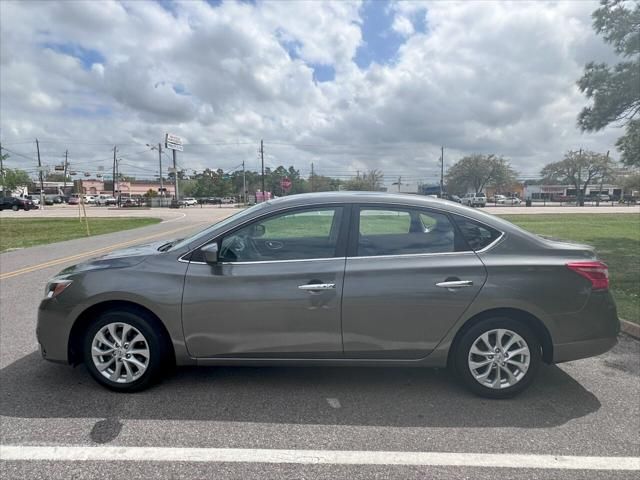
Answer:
[183,197,198,206]
[83,195,96,204]
[24,195,40,206]
[221,197,235,204]
[499,196,522,206]
[489,195,506,204]
[68,196,80,205]
[96,194,117,206]
[0,196,36,211]
[461,192,486,207]
[37,192,619,398]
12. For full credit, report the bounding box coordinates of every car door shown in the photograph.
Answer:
[341,205,487,359]
[182,205,349,358]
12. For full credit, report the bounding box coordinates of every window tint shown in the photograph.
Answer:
[219,207,343,262]
[359,209,410,235]
[453,215,502,251]
[357,208,458,256]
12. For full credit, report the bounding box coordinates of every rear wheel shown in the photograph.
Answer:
[83,309,169,392]
[454,317,541,399]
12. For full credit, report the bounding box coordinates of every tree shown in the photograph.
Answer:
[344,169,384,191]
[445,154,517,195]
[540,150,614,205]
[0,168,31,193]
[577,0,640,166]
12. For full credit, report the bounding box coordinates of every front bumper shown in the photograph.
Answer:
[37,298,76,364]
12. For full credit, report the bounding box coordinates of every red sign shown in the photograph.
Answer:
[280,177,292,192]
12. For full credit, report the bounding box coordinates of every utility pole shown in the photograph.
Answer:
[112,146,117,198]
[260,139,265,196]
[172,148,179,201]
[115,157,120,206]
[158,143,164,198]
[36,138,44,208]
[577,148,583,206]
[63,150,68,195]
[0,142,5,183]
[440,145,444,198]
[398,175,402,192]
[242,159,247,205]
[311,162,315,192]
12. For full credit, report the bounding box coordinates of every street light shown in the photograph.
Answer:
[146,143,164,197]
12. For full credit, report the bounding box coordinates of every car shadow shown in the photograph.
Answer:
[0,352,600,428]
[0,352,600,429]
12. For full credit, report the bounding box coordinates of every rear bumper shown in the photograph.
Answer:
[553,335,618,363]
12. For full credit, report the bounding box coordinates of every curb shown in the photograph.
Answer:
[620,319,640,340]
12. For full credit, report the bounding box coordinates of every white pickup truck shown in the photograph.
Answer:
[461,192,487,207]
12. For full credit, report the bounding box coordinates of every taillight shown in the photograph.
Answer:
[566,261,609,291]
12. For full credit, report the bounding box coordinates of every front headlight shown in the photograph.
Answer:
[45,279,73,299]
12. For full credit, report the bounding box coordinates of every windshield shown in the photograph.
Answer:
[168,202,268,251]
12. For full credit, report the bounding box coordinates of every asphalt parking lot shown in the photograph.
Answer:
[1,205,639,479]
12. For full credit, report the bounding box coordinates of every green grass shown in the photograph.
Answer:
[500,214,640,324]
[0,217,161,252]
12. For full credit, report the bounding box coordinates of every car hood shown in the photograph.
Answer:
[57,240,167,276]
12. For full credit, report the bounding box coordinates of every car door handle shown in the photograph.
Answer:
[435,280,474,288]
[298,283,336,291]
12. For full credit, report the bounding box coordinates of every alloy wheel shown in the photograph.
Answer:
[468,328,530,389]
[91,322,150,384]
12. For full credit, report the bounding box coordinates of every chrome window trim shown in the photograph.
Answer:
[177,200,506,264]
[185,257,343,266]
[347,251,477,261]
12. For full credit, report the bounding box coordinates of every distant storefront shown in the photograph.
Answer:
[524,184,622,200]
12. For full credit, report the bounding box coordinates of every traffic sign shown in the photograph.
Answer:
[281,177,292,192]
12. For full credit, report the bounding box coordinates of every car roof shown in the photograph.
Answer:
[258,191,531,237]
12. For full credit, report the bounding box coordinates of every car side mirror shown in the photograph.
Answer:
[201,243,219,264]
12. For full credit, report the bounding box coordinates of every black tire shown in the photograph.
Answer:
[82,309,170,392]
[11,205,18,211]
[453,317,541,399]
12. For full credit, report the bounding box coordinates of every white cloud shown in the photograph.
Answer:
[0,0,624,186]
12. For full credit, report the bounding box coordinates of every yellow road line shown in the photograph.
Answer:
[0,224,199,281]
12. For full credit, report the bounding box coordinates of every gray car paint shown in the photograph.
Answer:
[37,192,619,369]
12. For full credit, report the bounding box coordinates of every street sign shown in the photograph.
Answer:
[281,177,292,192]
[165,133,183,151]
[54,165,64,171]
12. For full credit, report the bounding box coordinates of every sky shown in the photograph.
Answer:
[0,0,623,187]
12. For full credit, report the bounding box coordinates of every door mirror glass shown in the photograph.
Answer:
[201,243,219,264]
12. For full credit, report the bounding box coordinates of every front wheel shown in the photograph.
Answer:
[12,205,18,211]
[454,318,541,399]
[83,309,169,392]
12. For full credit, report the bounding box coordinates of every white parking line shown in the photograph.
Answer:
[1,446,638,470]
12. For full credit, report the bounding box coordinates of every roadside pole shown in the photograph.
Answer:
[242,160,247,206]
[165,133,183,206]
[158,143,164,204]
[36,138,44,209]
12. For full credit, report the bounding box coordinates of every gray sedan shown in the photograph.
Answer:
[37,192,619,398]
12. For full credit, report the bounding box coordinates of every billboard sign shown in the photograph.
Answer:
[165,133,183,151]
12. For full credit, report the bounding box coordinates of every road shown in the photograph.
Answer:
[1,205,639,479]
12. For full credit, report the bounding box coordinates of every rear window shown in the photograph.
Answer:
[453,215,502,251]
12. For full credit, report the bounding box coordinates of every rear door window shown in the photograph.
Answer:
[356,207,464,256]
